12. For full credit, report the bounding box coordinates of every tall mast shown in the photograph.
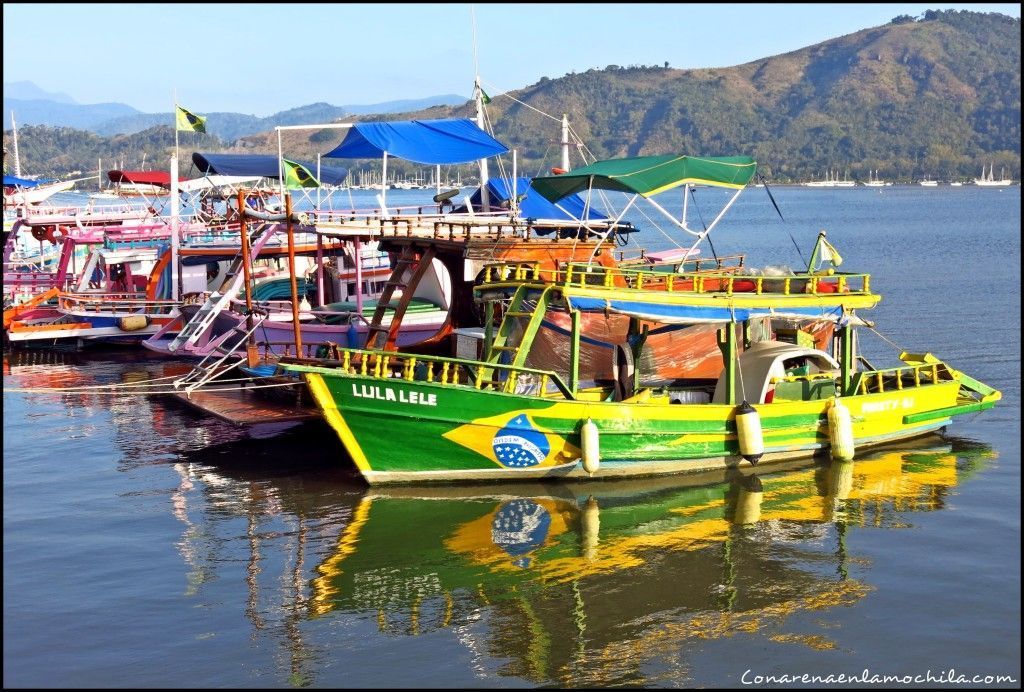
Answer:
[561,114,571,172]
[471,6,490,211]
[11,111,21,177]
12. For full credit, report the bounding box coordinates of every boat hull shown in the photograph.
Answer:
[297,366,962,485]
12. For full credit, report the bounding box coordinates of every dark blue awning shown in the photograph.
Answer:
[323,119,508,164]
[191,153,348,185]
[465,176,609,222]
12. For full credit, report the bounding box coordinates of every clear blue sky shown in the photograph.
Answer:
[3,3,1019,116]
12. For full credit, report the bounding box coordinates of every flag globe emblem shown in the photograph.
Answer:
[491,499,552,558]
[492,414,550,468]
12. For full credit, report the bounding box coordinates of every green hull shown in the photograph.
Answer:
[294,358,972,484]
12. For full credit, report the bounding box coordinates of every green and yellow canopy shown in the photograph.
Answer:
[530,154,757,202]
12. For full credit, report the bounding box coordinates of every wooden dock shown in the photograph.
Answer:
[169,386,319,426]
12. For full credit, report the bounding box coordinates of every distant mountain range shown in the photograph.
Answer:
[4,9,1019,181]
[3,90,469,140]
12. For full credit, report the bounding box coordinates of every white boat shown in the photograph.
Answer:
[973,163,1012,187]
[919,177,939,187]
[804,168,854,187]
[863,170,891,187]
[4,177,77,206]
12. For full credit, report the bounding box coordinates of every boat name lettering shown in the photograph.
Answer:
[351,383,437,407]
[861,397,915,413]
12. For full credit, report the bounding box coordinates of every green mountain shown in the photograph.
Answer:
[4,10,1019,181]
[453,8,1021,182]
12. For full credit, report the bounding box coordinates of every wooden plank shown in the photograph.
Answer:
[168,387,319,425]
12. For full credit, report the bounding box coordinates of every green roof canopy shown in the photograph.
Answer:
[530,154,757,202]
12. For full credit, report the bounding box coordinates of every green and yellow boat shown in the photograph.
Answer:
[280,155,1000,485]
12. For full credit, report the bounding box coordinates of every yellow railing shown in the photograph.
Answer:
[477,261,873,297]
[291,347,574,399]
[846,362,952,396]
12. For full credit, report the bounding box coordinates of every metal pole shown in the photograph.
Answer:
[285,194,303,357]
[354,236,364,316]
[277,128,285,205]
[380,151,388,214]
[315,232,324,306]
[170,155,180,301]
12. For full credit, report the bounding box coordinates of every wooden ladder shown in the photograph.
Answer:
[363,245,436,351]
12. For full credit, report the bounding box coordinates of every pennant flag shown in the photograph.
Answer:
[818,237,843,267]
[808,232,843,272]
[176,105,207,133]
[282,159,319,189]
[480,87,492,105]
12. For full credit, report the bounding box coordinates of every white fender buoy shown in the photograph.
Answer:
[118,315,150,332]
[827,398,855,460]
[827,460,854,500]
[735,400,764,464]
[581,496,600,560]
[734,475,764,526]
[581,418,600,475]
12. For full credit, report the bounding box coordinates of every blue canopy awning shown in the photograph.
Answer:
[465,176,609,223]
[3,175,41,188]
[565,297,846,324]
[191,153,348,185]
[323,119,508,164]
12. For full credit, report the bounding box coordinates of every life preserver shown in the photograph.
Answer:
[31,225,55,242]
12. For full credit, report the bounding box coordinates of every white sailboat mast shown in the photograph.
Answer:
[561,114,571,172]
[11,111,21,178]
[471,6,490,211]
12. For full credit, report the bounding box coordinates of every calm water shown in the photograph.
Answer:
[3,186,1020,687]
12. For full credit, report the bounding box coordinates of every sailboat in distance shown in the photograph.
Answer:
[974,163,1012,187]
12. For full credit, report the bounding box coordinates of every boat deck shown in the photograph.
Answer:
[168,385,318,425]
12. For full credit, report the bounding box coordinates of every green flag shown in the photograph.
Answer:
[480,87,491,105]
[282,159,319,189]
[176,105,207,133]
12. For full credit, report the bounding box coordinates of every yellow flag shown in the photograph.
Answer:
[176,105,206,133]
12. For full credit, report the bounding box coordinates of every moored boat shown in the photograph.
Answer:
[278,154,1001,485]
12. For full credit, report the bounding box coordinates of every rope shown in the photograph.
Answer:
[3,380,302,396]
[863,323,908,354]
[0,373,285,393]
[687,186,719,263]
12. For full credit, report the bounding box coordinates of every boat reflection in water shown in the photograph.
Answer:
[166,435,990,686]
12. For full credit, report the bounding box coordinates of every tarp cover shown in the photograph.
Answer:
[107,170,177,187]
[191,153,348,186]
[464,176,608,221]
[323,119,508,164]
[4,175,41,188]
[531,155,757,201]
